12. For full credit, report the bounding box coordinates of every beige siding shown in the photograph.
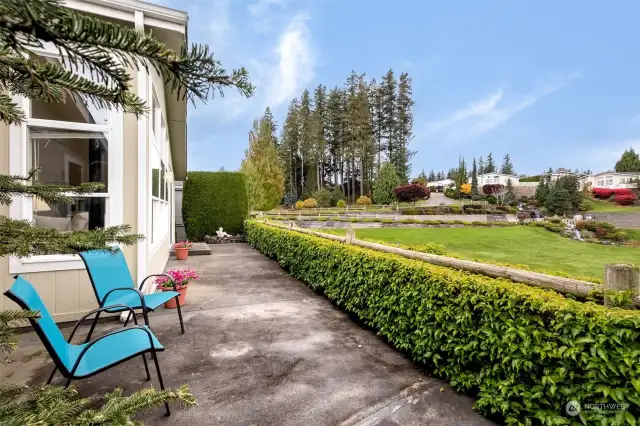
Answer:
[149,237,170,277]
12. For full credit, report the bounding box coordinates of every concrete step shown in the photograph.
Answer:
[170,242,211,256]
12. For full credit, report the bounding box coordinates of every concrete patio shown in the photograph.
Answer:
[1,244,495,426]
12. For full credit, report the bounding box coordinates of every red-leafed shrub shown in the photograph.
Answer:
[592,188,614,199]
[483,184,504,195]
[394,184,430,203]
[613,188,632,196]
[595,227,607,238]
[615,194,637,206]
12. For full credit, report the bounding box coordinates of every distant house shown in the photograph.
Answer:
[581,171,640,189]
[427,178,455,191]
[471,173,520,187]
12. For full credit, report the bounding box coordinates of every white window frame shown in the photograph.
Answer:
[148,82,172,256]
[8,49,123,274]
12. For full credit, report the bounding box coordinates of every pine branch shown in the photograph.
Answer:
[0,217,143,257]
[0,92,25,125]
[0,0,255,125]
[0,310,40,355]
[0,172,104,206]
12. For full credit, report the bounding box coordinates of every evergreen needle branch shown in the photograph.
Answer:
[0,172,105,206]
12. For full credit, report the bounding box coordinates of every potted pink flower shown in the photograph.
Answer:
[156,268,198,308]
[174,240,193,260]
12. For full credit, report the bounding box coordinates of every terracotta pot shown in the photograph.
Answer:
[163,286,187,309]
[175,247,189,260]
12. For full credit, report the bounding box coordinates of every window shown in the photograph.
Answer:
[605,176,614,186]
[9,52,123,273]
[149,84,171,251]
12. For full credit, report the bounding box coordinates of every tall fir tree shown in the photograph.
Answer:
[478,156,485,175]
[380,69,397,172]
[394,72,415,183]
[471,157,479,196]
[241,118,285,211]
[311,84,328,190]
[261,106,279,148]
[0,0,256,419]
[298,89,314,197]
[485,153,496,173]
[373,161,399,204]
[326,86,346,189]
[280,98,301,194]
[369,78,385,175]
[500,154,515,175]
[428,169,436,181]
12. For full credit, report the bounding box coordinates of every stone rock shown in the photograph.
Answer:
[203,234,245,244]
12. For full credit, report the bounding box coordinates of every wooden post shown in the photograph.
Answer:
[604,264,640,308]
[345,229,355,244]
[288,221,294,230]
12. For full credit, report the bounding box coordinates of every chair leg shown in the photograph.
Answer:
[141,354,151,381]
[46,366,57,384]
[151,349,170,416]
[64,377,73,389]
[84,310,102,343]
[175,295,185,334]
[123,311,133,327]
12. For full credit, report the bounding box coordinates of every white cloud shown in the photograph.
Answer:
[263,12,315,109]
[421,73,580,143]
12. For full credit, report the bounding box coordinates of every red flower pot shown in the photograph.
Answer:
[162,286,187,309]
[175,247,189,260]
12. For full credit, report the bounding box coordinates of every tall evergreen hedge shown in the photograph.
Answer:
[182,172,248,239]
[244,221,640,424]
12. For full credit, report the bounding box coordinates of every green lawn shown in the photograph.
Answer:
[321,227,639,281]
[587,197,640,213]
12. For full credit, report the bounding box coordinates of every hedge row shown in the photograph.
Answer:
[182,171,248,238]
[244,221,640,424]
[401,205,517,215]
[266,215,516,227]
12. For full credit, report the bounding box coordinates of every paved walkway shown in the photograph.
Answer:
[2,245,495,426]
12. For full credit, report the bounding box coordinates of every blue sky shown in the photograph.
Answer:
[156,0,640,177]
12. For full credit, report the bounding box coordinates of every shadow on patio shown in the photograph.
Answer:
[1,244,495,426]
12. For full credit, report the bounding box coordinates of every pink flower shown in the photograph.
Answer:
[174,240,193,249]
[156,268,199,289]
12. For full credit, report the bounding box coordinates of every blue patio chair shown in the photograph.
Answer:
[79,249,185,338]
[4,275,173,416]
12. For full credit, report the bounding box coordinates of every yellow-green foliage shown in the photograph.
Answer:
[303,198,318,208]
[356,195,371,205]
[336,200,346,208]
[295,200,304,210]
[244,221,640,425]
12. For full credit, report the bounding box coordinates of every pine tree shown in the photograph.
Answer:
[369,78,384,174]
[241,118,285,211]
[471,157,479,196]
[373,161,399,204]
[394,72,415,183]
[380,69,397,173]
[326,87,345,190]
[280,98,301,195]
[478,156,485,175]
[535,179,550,206]
[298,89,314,198]
[0,0,255,418]
[485,153,496,173]
[261,106,279,148]
[500,154,515,175]
[311,84,328,190]
[428,169,436,181]
[505,178,515,205]
[545,186,572,216]
[614,148,640,172]
[454,156,467,196]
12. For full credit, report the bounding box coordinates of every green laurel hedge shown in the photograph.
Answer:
[182,172,248,239]
[244,221,640,424]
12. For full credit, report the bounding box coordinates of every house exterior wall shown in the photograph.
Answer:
[475,174,520,187]
[584,173,640,189]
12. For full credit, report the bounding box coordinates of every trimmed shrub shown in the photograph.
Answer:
[331,188,346,206]
[303,198,318,208]
[283,190,298,208]
[578,199,593,211]
[450,206,462,214]
[183,171,248,238]
[312,189,332,207]
[336,200,347,208]
[295,201,304,210]
[486,195,497,205]
[615,194,637,206]
[245,222,640,424]
[444,188,457,199]
[356,196,372,206]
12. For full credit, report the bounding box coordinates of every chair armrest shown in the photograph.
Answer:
[140,274,177,292]
[99,287,147,312]
[67,304,138,343]
[68,325,156,378]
